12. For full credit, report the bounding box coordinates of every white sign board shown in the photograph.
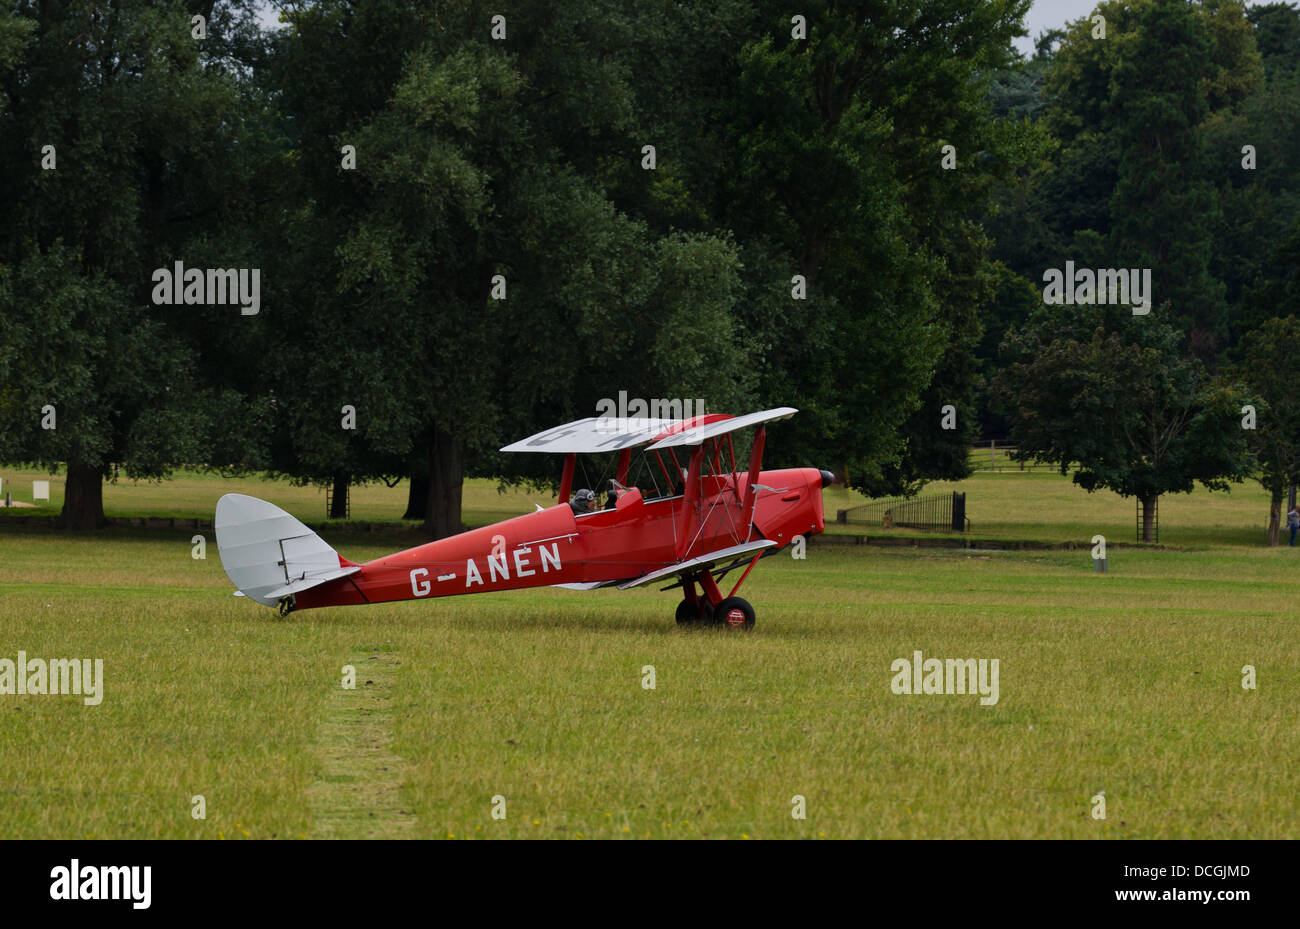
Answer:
[33,480,49,501]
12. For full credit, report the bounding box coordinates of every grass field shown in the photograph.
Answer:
[0,462,1279,547]
[0,466,1297,839]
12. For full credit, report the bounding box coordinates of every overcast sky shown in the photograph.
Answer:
[1016,0,1266,55]
[1015,0,1104,54]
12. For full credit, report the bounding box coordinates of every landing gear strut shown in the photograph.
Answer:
[676,578,710,625]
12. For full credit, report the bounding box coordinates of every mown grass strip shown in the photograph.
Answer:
[306,652,416,839]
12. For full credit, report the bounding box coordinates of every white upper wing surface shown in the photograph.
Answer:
[500,417,681,453]
[646,408,798,449]
[501,408,798,454]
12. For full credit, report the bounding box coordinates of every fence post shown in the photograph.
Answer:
[990,439,996,471]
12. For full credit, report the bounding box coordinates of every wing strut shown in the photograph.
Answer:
[742,425,767,534]
[674,445,706,560]
[558,452,576,505]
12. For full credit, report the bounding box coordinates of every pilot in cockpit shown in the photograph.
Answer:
[569,488,596,515]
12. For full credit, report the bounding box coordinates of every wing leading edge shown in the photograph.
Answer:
[616,539,777,590]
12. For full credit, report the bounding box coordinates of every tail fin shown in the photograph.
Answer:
[215,493,359,606]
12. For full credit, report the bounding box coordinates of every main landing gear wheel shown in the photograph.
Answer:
[714,597,755,631]
[676,599,711,625]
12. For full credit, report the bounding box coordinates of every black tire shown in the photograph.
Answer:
[713,597,755,631]
[676,599,709,625]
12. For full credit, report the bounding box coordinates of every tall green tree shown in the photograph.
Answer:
[623,1,1042,492]
[1205,2,1300,339]
[266,1,750,535]
[1039,0,1262,355]
[0,0,269,528]
[993,312,1250,541]
[1249,1,1300,78]
[1233,316,1300,544]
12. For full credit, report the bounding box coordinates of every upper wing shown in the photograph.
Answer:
[500,417,682,453]
[646,407,797,449]
[500,408,794,454]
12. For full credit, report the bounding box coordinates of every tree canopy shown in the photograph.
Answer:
[2,0,1298,542]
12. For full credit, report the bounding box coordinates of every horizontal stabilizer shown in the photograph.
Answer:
[261,566,360,600]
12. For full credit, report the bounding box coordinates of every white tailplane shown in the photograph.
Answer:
[214,493,358,606]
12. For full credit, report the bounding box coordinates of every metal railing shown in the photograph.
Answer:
[837,492,969,532]
[969,440,1054,472]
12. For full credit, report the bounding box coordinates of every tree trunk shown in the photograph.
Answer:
[1140,493,1157,543]
[61,462,105,530]
[1268,487,1283,547]
[402,474,428,520]
[422,426,464,539]
[329,473,349,519]
[1290,483,1297,512]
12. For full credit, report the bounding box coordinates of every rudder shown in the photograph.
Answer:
[215,493,358,607]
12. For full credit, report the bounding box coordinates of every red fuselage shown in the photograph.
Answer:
[293,467,825,610]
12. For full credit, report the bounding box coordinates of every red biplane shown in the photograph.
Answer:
[215,407,831,629]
